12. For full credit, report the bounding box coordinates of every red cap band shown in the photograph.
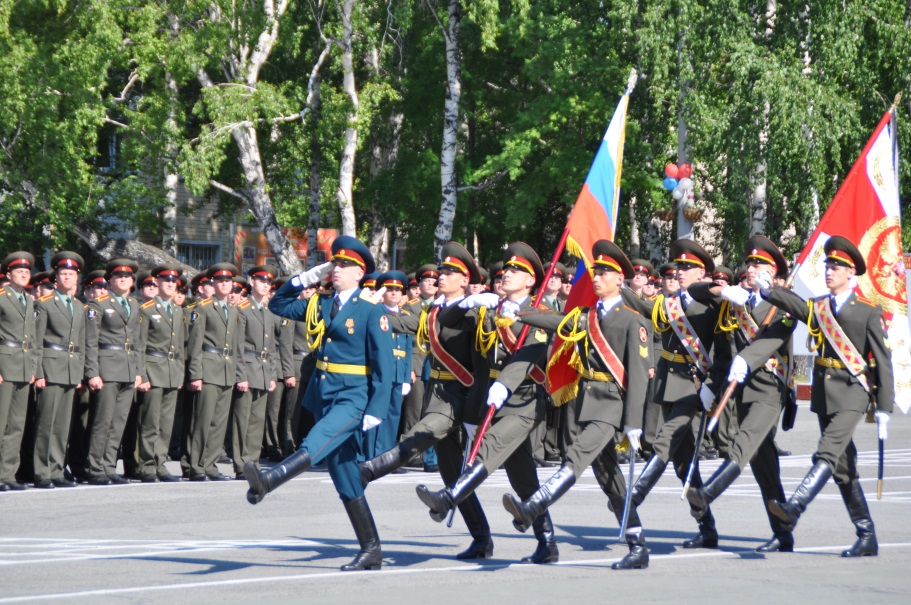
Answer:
[333,248,365,268]
[441,256,469,275]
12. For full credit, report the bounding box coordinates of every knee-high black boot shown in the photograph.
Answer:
[359,444,408,487]
[520,511,559,564]
[768,460,832,531]
[244,448,311,504]
[340,496,382,571]
[683,509,719,549]
[612,528,649,570]
[631,456,667,507]
[455,493,494,560]
[503,464,576,533]
[416,461,488,521]
[686,459,741,519]
[839,480,877,557]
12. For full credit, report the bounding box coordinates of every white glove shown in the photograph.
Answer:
[727,355,750,384]
[754,271,772,297]
[626,428,642,453]
[432,294,446,306]
[368,286,387,303]
[699,384,715,411]
[499,300,521,318]
[720,285,751,307]
[875,411,889,440]
[362,414,382,431]
[458,293,501,309]
[487,381,510,410]
[297,261,333,287]
[463,423,477,443]
[401,383,411,397]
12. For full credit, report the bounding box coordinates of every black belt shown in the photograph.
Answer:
[44,341,80,353]
[202,344,232,357]
[0,339,30,351]
[99,343,135,353]
[293,348,309,356]
[146,348,180,361]
[244,348,271,361]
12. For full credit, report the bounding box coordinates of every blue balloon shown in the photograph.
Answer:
[663,177,679,191]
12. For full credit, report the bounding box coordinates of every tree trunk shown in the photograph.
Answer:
[751,1,776,236]
[162,71,179,257]
[629,195,640,258]
[335,0,359,237]
[433,0,462,261]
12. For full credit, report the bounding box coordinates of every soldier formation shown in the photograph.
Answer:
[0,233,894,572]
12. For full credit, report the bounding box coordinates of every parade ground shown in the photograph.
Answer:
[1,402,909,604]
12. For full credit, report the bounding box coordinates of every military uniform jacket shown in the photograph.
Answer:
[520,302,650,429]
[765,286,893,415]
[269,282,394,419]
[35,291,86,385]
[384,308,413,386]
[139,297,186,389]
[0,287,37,382]
[444,298,549,422]
[85,294,143,383]
[623,290,729,402]
[236,298,278,390]
[405,298,429,376]
[187,297,242,387]
[278,316,315,383]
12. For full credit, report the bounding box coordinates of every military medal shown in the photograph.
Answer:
[346,318,355,334]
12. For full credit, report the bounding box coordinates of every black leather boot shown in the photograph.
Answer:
[455,493,494,559]
[612,529,649,570]
[245,448,311,504]
[359,444,407,487]
[631,456,667,507]
[839,480,877,557]
[686,459,741,519]
[755,532,794,552]
[520,511,559,564]
[683,510,718,549]
[768,460,832,531]
[503,464,576,533]
[340,496,382,571]
[416,461,488,522]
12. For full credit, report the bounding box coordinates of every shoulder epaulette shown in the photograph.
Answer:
[856,295,877,307]
[186,302,197,309]
[623,304,641,316]
[0,288,5,296]
[407,298,420,305]
[96,294,110,302]
[199,298,213,306]
[39,293,54,302]
[359,291,378,304]
[319,291,333,298]
[239,300,251,309]
[141,300,156,309]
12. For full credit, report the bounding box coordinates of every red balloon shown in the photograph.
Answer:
[664,163,679,179]
[678,164,693,178]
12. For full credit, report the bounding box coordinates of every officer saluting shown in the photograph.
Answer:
[758,236,893,557]
[248,236,394,572]
[0,252,37,492]
[84,259,143,485]
[33,252,86,488]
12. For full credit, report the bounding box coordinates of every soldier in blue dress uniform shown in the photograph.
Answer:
[248,236,394,571]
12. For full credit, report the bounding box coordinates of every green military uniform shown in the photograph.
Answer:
[0,252,38,491]
[764,236,893,558]
[262,277,290,460]
[137,265,186,482]
[186,263,242,480]
[277,310,316,451]
[400,264,438,443]
[84,259,143,484]
[33,252,86,487]
[232,265,279,477]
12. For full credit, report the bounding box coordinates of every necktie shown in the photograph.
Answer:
[121,297,130,318]
[830,295,837,316]
[220,301,228,320]
[330,296,340,319]
[63,295,73,317]
[165,302,173,318]
[597,302,605,319]
[18,292,26,310]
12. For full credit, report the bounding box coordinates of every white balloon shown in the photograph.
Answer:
[678,177,693,189]
[672,186,684,200]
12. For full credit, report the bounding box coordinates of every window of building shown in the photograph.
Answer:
[178,242,221,270]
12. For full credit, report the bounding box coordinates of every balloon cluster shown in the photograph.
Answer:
[662,163,693,201]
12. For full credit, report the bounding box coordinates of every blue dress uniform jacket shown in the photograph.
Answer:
[269,280,394,501]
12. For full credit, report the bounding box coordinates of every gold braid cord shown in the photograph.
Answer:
[651,294,671,333]
[547,307,588,373]
[415,307,432,354]
[475,306,498,355]
[305,294,325,350]
[714,300,739,334]
[806,299,824,352]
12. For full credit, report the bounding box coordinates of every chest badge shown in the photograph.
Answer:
[346,318,355,334]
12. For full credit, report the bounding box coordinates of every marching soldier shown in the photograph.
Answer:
[415,243,558,564]
[621,239,732,548]
[502,240,651,569]
[84,259,143,485]
[232,265,279,479]
[358,243,495,560]
[759,236,893,557]
[33,252,86,488]
[640,263,677,459]
[246,235,394,571]
[186,263,242,481]
[685,236,794,551]
[136,264,186,482]
[0,253,37,492]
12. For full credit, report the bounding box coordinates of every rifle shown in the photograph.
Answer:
[682,368,708,500]
[467,228,571,466]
